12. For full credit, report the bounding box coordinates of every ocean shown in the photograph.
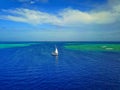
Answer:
[0,42,120,90]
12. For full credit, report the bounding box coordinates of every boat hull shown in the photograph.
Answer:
[51,52,58,56]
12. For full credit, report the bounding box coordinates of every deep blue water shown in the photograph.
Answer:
[0,42,120,90]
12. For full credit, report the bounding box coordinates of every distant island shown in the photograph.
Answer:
[64,44,120,51]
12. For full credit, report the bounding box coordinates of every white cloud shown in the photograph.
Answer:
[17,0,30,2]
[59,9,116,25]
[0,8,61,25]
[0,3,120,26]
[17,0,48,4]
[108,0,120,6]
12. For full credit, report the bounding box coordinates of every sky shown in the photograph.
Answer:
[0,0,120,41]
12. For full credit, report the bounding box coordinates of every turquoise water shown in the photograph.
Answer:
[0,42,120,90]
[0,43,38,48]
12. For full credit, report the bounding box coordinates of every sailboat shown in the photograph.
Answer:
[52,46,58,56]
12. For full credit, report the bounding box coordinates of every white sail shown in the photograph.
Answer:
[52,46,58,56]
[55,48,58,54]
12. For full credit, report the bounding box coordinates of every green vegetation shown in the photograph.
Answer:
[0,44,34,49]
[64,44,120,51]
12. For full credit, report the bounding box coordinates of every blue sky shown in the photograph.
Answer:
[0,0,120,41]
